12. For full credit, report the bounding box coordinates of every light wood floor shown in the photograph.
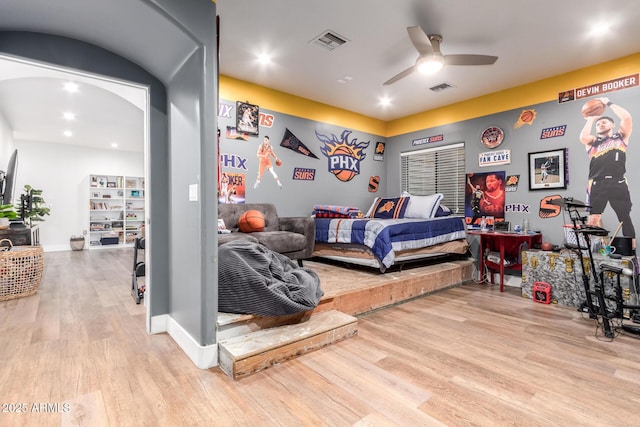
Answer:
[1,249,640,426]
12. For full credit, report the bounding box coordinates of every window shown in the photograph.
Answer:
[401,143,465,213]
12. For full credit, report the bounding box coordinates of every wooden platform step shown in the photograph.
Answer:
[217,311,313,342]
[311,258,474,316]
[218,310,358,380]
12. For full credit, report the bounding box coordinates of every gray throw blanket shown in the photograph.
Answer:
[218,241,323,316]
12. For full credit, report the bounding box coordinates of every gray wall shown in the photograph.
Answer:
[388,88,640,246]
[217,102,387,216]
[168,49,219,344]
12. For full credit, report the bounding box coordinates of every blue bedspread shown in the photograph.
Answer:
[314,216,467,268]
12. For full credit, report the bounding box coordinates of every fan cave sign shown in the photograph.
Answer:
[479,149,511,167]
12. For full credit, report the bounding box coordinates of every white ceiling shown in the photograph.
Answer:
[0,0,198,154]
[2,0,640,153]
[217,0,640,120]
[0,56,146,153]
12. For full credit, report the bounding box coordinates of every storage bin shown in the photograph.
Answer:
[70,235,85,251]
[0,240,44,301]
[100,236,119,245]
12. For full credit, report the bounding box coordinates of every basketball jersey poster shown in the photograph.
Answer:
[219,172,246,204]
[465,171,506,225]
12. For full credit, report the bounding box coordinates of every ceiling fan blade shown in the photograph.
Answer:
[444,54,498,66]
[383,65,416,86]
[407,26,433,56]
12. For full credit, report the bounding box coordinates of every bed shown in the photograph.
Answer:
[313,215,469,272]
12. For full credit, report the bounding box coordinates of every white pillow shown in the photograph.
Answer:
[401,191,443,218]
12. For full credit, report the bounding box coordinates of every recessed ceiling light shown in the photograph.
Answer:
[589,24,610,37]
[257,53,272,65]
[63,112,76,120]
[63,130,73,137]
[379,97,392,107]
[64,82,79,93]
[111,143,119,148]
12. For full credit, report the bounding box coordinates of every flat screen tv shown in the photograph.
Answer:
[0,149,18,206]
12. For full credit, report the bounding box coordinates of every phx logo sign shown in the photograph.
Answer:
[316,129,370,182]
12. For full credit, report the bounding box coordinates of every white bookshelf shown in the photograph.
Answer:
[88,174,144,249]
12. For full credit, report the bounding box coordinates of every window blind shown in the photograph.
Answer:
[401,143,465,213]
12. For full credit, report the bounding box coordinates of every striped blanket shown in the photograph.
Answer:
[312,204,363,219]
[315,216,467,268]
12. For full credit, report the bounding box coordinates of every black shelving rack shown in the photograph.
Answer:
[131,237,145,304]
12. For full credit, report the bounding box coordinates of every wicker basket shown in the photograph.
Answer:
[0,239,45,301]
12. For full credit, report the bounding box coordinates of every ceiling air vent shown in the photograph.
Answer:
[429,82,455,92]
[310,30,349,51]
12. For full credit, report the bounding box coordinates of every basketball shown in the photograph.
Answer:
[581,99,606,118]
[331,146,357,182]
[333,169,356,182]
[520,110,534,123]
[275,158,282,167]
[238,210,265,232]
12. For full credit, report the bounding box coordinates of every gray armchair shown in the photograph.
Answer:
[217,203,315,265]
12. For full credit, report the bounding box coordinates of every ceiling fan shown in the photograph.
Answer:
[383,26,498,86]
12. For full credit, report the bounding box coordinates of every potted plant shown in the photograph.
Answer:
[17,185,51,228]
[0,204,18,229]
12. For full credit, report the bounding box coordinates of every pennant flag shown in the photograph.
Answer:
[280,128,318,159]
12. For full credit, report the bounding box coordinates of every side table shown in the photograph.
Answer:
[468,230,542,292]
[0,225,39,246]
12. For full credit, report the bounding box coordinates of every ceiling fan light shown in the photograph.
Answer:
[416,55,444,74]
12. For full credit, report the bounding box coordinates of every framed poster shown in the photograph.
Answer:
[236,101,259,135]
[465,171,506,225]
[96,176,107,188]
[528,148,567,191]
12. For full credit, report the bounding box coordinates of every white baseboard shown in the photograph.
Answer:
[166,316,218,369]
[42,244,73,252]
[150,314,168,334]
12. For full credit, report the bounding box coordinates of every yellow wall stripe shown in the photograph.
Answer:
[220,52,640,138]
[219,75,386,136]
[387,52,640,137]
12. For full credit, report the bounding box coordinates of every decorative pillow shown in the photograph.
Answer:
[401,191,443,219]
[435,204,452,217]
[369,196,409,219]
[365,197,381,218]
